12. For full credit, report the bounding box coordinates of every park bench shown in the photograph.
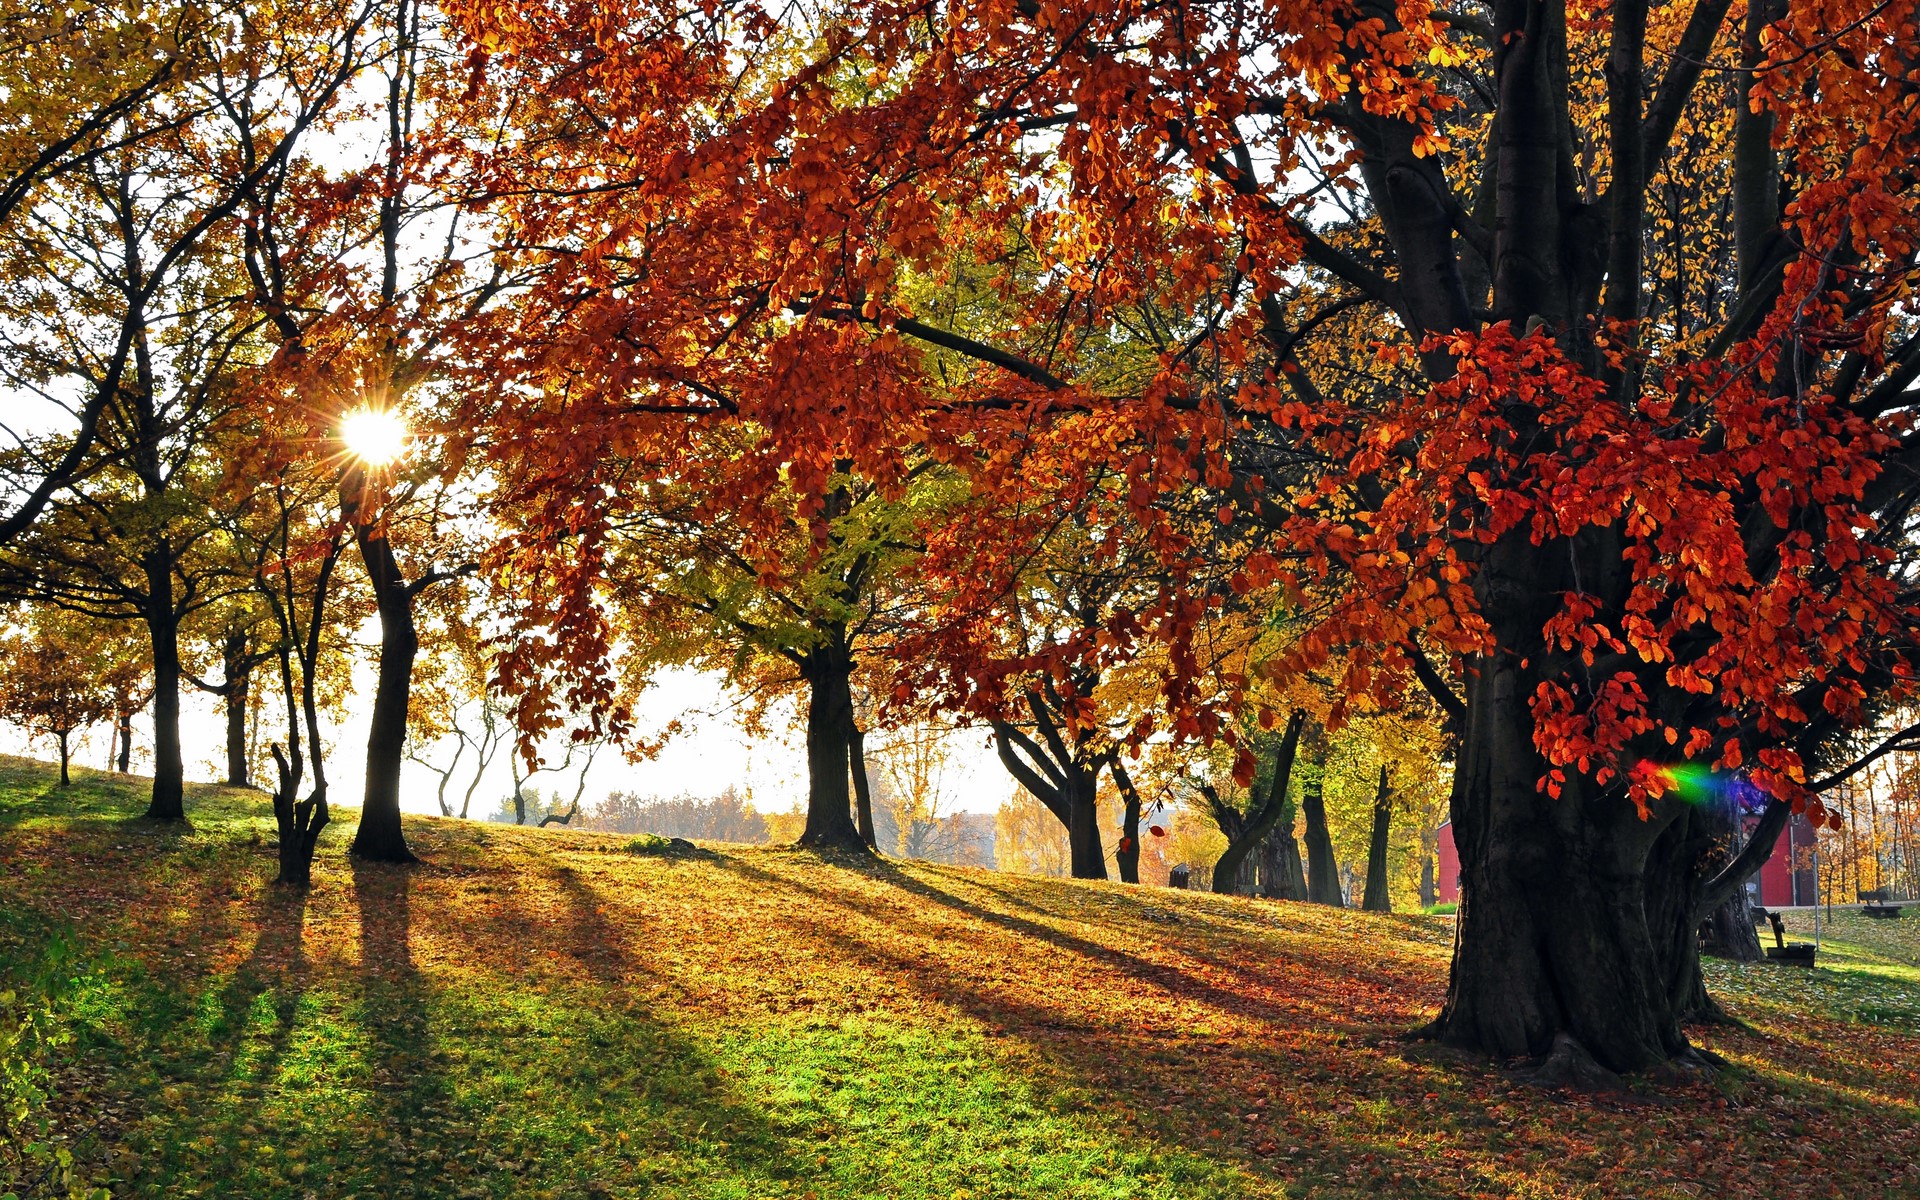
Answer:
[1764,911,1818,966]
[1859,889,1904,919]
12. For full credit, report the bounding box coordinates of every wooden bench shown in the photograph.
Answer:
[1859,889,1904,919]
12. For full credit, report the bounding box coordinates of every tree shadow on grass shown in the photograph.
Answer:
[330,847,805,1199]
[705,854,1591,1199]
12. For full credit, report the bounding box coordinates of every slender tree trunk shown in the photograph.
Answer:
[849,720,876,849]
[1362,766,1394,913]
[1301,764,1343,907]
[1419,838,1437,908]
[142,550,185,820]
[224,631,251,787]
[345,488,418,864]
[116,712,132,773]
[1111,757,1144,884]
[57,730,70,787]
[798,648,868,852]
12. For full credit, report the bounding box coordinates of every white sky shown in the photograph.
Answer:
[0,639,1016,818]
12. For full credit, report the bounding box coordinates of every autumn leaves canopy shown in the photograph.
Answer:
[7,0,1920,1076]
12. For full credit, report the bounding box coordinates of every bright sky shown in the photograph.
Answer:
[0,646,1016,818]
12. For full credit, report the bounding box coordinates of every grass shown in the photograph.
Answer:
[0,755,1917,1199]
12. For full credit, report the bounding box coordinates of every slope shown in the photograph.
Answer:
[0,756,1914,1199]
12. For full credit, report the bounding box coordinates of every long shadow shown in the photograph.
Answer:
[332,845,806,1198]
[707,855,1589,1199]
[346,856,453,1200]
[940,867,1441,1005]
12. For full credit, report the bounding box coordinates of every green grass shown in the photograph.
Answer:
[2,755,1919,1199]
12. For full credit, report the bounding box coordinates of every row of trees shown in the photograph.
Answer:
[6,0,1920,1077]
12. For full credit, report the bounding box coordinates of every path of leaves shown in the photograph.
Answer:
[1,757,1916,1198]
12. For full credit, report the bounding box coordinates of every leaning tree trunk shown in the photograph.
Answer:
[142,550,185,820]
[346,507,419,864]
[797,649,869,852]
[1362,766,1394,913]
[848,719,877,849]
[1111,757,1146,884]
[1300,767,1343,907]
[1429,644,1699,1075]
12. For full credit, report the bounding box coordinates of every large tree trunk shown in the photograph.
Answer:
[346,497,418,864]
[1260,820,1308,900]
[1428,649,1698,1075]
[1362,766,1394,912]
[142,551,185,820]
[1300,762,1343,907]
[1064,771,1106,879]
[797,648,869,852]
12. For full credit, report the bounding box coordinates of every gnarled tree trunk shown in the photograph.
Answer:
[1428,648,1697,1074]
[1260,820,1308,900]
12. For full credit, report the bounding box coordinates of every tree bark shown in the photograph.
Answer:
[1362,766,1394,912]
[344,480,419,864]
[1427,648,1699,1073]
[797,647,869,852]
[1210,713,1308,895]
[1260,819,1308,900]
[116,712,132,773]
[1419,839,1437,908]
[223,630,251,787]
[142,549,185,820]
[57,730,70,787]
[1111,757,1143,884]
[849,719,877,849]
[1300,753,1343,907]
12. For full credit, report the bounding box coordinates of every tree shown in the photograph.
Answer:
[185,600,274,786]
[237,0,496,863]
[1192,711,1307,897]
[0,609,116,785]
[457,0,1920,1075]
[0,1,202,545]
[0,0,371,821]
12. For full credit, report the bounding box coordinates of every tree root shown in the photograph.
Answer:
[1529,1033,1627,1094]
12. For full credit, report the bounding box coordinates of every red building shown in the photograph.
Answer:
[1432,810,1817,908]
[1435,820,1460,904]
[1752,811,1820,908]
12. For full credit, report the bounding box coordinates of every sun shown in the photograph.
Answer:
[340,406,408,466]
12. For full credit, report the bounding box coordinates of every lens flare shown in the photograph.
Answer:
[340,407,408,465]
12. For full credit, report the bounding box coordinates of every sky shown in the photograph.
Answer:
[0,617,1017,820]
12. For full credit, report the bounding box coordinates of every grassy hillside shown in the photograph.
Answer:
[0,756,1916,1199]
